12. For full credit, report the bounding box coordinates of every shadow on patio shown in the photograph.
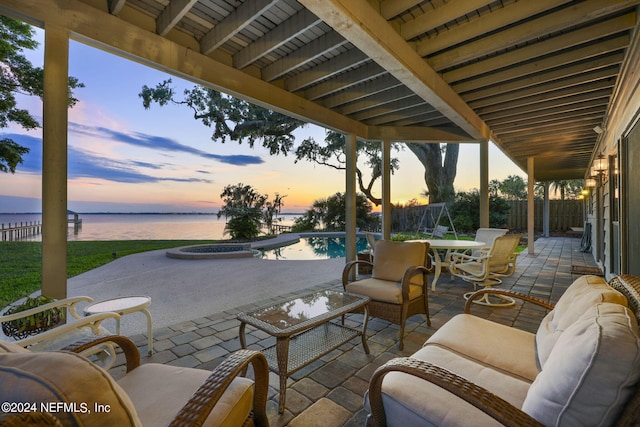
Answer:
[113,237,598,427]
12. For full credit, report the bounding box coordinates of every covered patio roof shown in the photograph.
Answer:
[2,0,637,181]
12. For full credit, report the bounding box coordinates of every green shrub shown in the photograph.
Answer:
[450,190,510,233]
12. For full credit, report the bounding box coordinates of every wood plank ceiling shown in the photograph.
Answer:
[15,0,640,180]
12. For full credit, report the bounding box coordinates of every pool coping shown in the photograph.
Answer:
[250,231,377,251]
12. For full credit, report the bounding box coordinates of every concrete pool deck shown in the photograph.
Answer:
[67,234,349,335]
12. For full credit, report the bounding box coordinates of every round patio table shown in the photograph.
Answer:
[408,239,486,291]
[85,296,153,356]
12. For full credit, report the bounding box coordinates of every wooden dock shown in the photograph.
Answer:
[1,213,82,241]
[270,224,292,234]
[1,221,42,241]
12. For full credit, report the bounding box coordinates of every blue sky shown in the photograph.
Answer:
[0,26,525,213]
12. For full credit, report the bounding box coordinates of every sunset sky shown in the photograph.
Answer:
[0,26,526,213]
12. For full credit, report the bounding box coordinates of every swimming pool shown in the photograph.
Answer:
[259,236,369,260]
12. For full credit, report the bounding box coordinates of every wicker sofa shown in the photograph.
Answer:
[365,274,640,426]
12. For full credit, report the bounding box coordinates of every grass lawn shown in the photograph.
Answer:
[0,240,218,309]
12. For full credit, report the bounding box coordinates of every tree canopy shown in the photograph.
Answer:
[217,183,284,239]
[0,16,84,173]
[140,79,459,204]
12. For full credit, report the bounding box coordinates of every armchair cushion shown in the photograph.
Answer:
[523,303,640,426]
[345,278,424,304]
[118,363,254,427]
[0,351,141,426]
[372,240,426,285]
[535,274,627,367]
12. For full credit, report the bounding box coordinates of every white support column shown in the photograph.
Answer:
[527,157,535,255]
[479,140,489,228]
[381,139,392,239]
[42,25,69,299]
[345,133,357,263]
[543,182,550,237]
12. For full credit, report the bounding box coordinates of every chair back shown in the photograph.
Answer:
[366,232,378,256]
[372,240,429,285]
[473,228,508,256]
[487,234,520,273]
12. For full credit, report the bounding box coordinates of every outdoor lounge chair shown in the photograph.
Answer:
[342,239,430,350]
[0,296,121,368]
[0,335,269,426]
[449,234,521,306]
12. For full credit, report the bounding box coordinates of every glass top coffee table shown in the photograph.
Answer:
[237,289,370,413]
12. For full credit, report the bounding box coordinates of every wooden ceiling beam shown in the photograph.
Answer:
[352,96,430,121]
[285,48,369,91]
[451,34,629,92]
[462,53,623,102]
[108,0,126,15]
[430,0,638,71]
[400,0,493,40]
[476,79,615,115]
[379,0,423,20]
[486,98,609,127]
[367,105,437,126]
[415,0,571,57]
[156,0,197,36]
[200,0,279,55]
[367,125,474,142]
[338,86,416,115]
[3,0,368,136]
[481,88,612,122]
[497,121,602,139]
[233,8,321,69]
[492,107,607,132]
[321,75,403,109]
[444,14,633,82]
[262,31,348,82]
[299,0,490,140]
[469,66,619,110]
[304,61,387,101]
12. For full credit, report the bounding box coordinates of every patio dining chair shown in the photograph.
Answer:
[449,234,521,307]
[0,336,269,426]
[342,239,430,350]
[471,228,508,256]
[0,296,121,369]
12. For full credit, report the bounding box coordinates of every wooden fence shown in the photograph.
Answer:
[391,200,584,233]
[506,200,584,231]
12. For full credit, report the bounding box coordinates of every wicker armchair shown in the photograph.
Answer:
[342,239,430,350]
[365,275,640,427]
[0,335,269,426]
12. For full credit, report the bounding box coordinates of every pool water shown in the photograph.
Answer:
[259,236,369,260]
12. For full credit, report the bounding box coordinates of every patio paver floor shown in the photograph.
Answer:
[112,237,599,426]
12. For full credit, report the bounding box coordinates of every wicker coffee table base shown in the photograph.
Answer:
[238,293,370,414]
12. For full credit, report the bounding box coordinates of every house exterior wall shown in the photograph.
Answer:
[591,19,640,279]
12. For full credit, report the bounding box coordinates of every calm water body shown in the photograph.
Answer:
[0,213,299,241]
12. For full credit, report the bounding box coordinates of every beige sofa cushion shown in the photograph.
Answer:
[523,303,640,426]
[118,363,254,427]
[367,345,530,426]
[372,240,426,285]
[535,274,626,367]
[0,351,141,426]
[346,278,423,304]
[424,313,538,382]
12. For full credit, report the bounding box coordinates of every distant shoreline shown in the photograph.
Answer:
[0,212,305,216]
